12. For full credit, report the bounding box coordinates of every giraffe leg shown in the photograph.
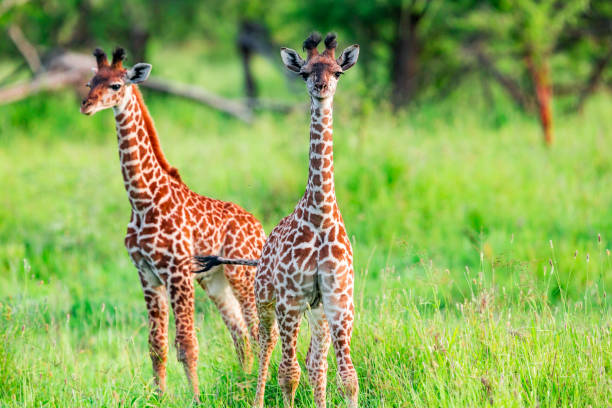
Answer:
[277,306,303,408]
[221,220,263,344]
[196,266,252,372]
[168,270,200,401]
[305,305,331,408]
[139,270,169,394]
[322,269,359,407]
[253,301,278,408]
[224,263,260,344]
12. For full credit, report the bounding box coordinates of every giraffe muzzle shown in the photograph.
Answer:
[312,83,332,99]
[80,99,95,115]
[314,83,328,92]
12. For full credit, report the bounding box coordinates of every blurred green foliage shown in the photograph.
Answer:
[2,0,611,110]
[1,38,611,405]
[1,3,612,406]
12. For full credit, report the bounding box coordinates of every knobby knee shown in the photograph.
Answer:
[149,345,168,364]
[278,359,301,378]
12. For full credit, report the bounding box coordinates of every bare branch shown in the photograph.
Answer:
[0,70,82,105]
[142,77,253,123]
[469,45,535,112]
[243,98,303,113]
[574,44,612,112]
[1,47,293,122]
[8,25,42,73]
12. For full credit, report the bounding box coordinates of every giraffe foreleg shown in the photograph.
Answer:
[139,270,169,394]
[167,268,200,401]
[305,305,331,408]
[254,301,278,408]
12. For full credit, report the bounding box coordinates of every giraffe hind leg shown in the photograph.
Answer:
[224,262,260,344]
[306,305,331,408]
[321,269,359,407]
[277,306,303,408]
[253,301,278,408]
[222,238,262,346]
[197,265,252,372]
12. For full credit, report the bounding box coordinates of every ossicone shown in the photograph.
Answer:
[302,32,322,59]
[111,47,126,69]
[93,48,109,68]
[323,32,337,58]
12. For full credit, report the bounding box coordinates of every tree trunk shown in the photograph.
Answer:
[66,0,94,48]
[128,26,150,63]
[239,45,257,108]
[391,7,421,109]
[526,53,553,145]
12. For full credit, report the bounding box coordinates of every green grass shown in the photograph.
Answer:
[0,40,611,406]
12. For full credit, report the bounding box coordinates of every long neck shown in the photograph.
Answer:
[113,85,176,212]
[305,97,335,210]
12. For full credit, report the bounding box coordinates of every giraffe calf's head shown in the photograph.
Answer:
[281,32,359,100]
[80,47,152,116]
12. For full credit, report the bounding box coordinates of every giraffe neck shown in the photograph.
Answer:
[305,97,335,211]
[113,85,176,212]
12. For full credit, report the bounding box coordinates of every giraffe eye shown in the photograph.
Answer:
[334,72,343,79]
[109,84,121,91]
[300,72,309,80]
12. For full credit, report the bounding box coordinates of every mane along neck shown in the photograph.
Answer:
[131,85,182,182]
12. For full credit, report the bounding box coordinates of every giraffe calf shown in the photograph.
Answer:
[80,47,265,401]
[196,32,361,408]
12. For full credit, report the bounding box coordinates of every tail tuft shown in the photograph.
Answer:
[194,255,223,273]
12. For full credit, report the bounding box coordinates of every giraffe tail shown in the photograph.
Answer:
[193,255,259,273]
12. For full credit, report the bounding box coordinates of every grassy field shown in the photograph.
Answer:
[0,41,611,407]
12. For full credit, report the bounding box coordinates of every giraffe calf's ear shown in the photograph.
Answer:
[280,48,305,73]
[126,63,152,84]
[337,45,359,72]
